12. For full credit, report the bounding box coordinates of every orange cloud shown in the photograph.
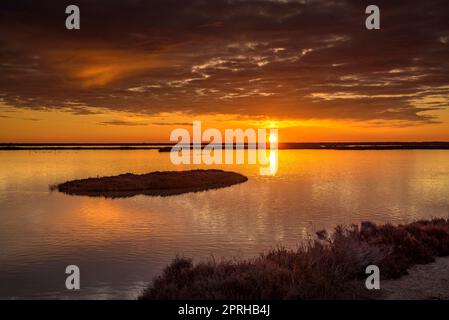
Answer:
[48,49,170,87]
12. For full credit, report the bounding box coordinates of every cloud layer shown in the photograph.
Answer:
[1,0,448,124]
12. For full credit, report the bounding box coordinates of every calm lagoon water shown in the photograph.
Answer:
[1,149,449,299]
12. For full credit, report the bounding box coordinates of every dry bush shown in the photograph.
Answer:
[139,218,449,300]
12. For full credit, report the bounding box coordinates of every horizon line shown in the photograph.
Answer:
[1,141,449,145]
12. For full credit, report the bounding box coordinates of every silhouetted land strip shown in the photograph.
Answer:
[53,169,248,198]
[139,218,449,300]
[159,141,449,151]
[2,142,449,150]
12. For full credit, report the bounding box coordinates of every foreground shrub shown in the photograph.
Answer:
[139,218,449,300]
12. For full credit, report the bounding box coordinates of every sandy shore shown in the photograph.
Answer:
[382,256,449,300]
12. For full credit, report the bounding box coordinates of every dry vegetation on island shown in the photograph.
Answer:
[52,169,248,198]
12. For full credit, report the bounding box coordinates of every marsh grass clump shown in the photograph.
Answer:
[355,219,449,278]
[139,218,449,300]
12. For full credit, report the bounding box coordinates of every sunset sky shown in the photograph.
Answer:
[1,0,448,142]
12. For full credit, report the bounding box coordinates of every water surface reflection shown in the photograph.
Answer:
[0,150,448,299]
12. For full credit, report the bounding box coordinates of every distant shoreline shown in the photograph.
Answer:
[2,142,449,151]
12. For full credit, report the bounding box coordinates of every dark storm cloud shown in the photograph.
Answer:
[0,0,448,123]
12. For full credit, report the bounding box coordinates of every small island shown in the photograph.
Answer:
[53,169,248,198]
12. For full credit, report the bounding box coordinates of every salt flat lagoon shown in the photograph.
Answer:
[1,149,448,299]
